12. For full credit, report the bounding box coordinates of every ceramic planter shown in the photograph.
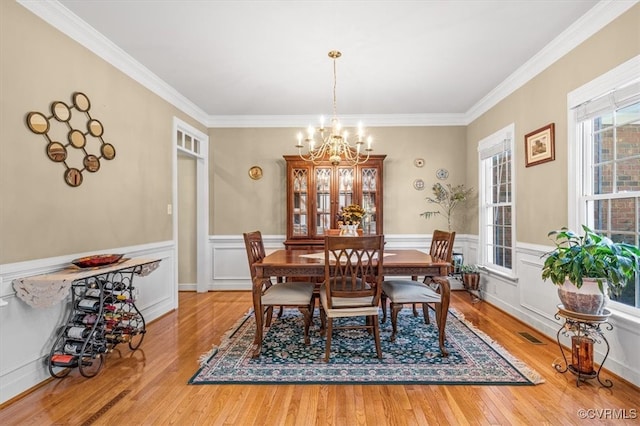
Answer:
[557,278,609,315]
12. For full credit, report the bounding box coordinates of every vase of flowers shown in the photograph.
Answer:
[337,204,366,236]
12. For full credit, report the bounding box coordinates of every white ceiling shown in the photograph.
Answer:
[32,1,633,125]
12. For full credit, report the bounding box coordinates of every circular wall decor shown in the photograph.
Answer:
[413,178,425,190]
[436,168,449,180]
[25,92,114,187]
[26,112,49,134]
[414,158,425,168]
[248,166,263,180]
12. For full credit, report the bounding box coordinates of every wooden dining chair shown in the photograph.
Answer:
[380,230,455,356]
[320,235,385,362]
[243,231,315,349]
[417,229,456,321]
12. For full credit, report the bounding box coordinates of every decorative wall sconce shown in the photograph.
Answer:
[26,92,115,187]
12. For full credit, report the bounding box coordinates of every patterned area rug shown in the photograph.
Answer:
[189,308,544,385]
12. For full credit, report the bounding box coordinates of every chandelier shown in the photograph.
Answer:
[296,51,372,166]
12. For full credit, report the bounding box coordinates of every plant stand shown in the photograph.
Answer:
[461,272,481,303]
[553,304,613,387]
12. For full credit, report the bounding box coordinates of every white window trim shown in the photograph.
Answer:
[568,55,640,229]
[567,54,640,316]
[477,123,516,278]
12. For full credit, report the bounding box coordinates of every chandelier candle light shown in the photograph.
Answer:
[296,51,373,166]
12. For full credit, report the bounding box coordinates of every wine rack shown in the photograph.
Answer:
[46,260,157,378]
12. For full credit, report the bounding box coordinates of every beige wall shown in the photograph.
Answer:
[209,126,467,236]
[0,1,207,263]
[3,2,638,263]
[466,3,640,245]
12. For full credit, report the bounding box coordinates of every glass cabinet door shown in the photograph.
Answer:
[337,167,355,217]
[361,167,378,234]
[315,168,331,235]
[292,168,308,237]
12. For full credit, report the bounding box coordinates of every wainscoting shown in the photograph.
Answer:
[0,241,177,404]
[208,233,640,387]
[206,233,472,291]
[2,234,637,404]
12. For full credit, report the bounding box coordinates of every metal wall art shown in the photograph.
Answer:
[26,92,115,187]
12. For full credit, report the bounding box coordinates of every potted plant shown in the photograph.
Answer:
[541,225,640,315]
[421,183,474,231]
[460,264,481,291]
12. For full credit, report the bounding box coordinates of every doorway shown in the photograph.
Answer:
[173,118,209,293]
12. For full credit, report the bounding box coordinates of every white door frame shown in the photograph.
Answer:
[172,117,209,293]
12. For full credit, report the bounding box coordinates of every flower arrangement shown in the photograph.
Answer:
[338,204,366,225]
[421,183,474,231]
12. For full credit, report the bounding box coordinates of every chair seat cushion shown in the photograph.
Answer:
[319,284,378,318]
[262,282,315,305]
[382,280,441,304]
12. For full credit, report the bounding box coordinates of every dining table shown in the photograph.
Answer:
[251,249,451,358]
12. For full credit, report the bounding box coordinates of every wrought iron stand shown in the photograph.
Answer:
[553,305,613,388]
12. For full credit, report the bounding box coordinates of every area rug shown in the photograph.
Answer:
[189,308,544,385]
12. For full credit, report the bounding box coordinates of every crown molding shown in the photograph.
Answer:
[206,113,468,128]
[17,0,210,126]
[19,0,638,129]
[465,0,639,124]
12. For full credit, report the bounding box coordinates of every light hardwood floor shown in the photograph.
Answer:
[1,290,638,425]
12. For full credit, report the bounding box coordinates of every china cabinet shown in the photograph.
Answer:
[283,154,385,248]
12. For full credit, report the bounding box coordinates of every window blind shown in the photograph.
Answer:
[478,137,511,160]
[574,80,640,121]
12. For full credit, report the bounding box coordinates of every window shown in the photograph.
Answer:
[569,55,640,312]
[478,124,515,276]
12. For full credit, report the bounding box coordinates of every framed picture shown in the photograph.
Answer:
[524,123,555,167]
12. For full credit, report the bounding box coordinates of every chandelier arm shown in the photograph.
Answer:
[296,50,372,167]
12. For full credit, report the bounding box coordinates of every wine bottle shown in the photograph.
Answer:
[66,326,91,340]
[104,312,121,322]
[84,288,102,298]
[93,340,107,353]
[105,333,123,343]
[104,281,126,291]
[109,332,131,343]
[64,341,88,355]
[71,313,98,325]
[76,298,100,312]
[82,314,98,325]
[71,313,86,323]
